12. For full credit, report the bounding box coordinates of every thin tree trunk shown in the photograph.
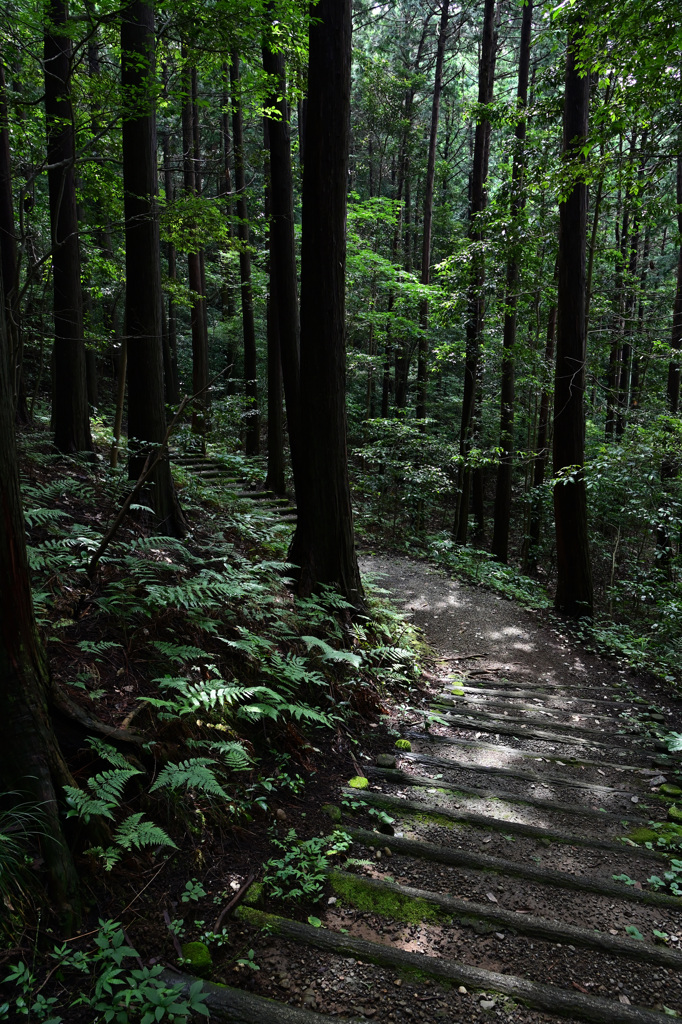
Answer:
[121,0,185,535]
[553,23,593,617]
[288,0,364,610]
[44,0,92,454]
[491,0,533,563]
[527,295,557,569]
[0,57,28,424]
[182,52,209,436]
[263,117,285,495]
[230,52,260,455]
[415,0,449,420]
[161,65,179,404]
[453,0,496,543]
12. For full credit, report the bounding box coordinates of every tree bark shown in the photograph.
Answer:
[263,117,285,495]
[453,0,496,543]
[181,52,209,436]
[230,53,260,455]
[553,25,593,617]
[0,252,79,914]
[415,0,450,421]
[262,32,303,486]
[287,0,364,611]
[491,0,533,563]
[121,0,185,535]
[0,56,27,424]
[44,0,92,454]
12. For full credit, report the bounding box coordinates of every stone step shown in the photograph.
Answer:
[365,765,648,824]
[406,729,661,771]
[402,750,640,797]
[346,826,682,910]
[236,907,675,1024]
[326,868,682,970]
[342,788,665,861]
[165,972,364,1023]
[429,709,651,750]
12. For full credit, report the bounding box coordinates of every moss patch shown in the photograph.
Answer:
[348,776,369,790]
[661,784,682,798]
[322,803,342,823]
[668,804,682,824]
[329,872,443,926]
[412,811,458,830]
[243,881,264,906]
[395,739,412,752]
[181,941,213,978]
[627,827,659,845]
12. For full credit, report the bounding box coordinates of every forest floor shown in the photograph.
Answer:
[196,550,682,1024]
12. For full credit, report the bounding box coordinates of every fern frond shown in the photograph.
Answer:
[149,758,227,798]
[301,636,363,668]
[86,738,135,770]
[64,787,116,823]
[152,640,215,664]
[113,812,176,852]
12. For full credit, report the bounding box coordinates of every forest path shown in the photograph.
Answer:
[185,553,682,1024]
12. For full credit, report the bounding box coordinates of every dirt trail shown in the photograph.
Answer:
[194,553,682,1024]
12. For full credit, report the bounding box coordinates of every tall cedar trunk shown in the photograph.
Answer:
[0,57,27,423]
[491,0,533,563]
[263,118,285,495]
[121,0,184,535]
[160,66,179,405]
[287,0,364,610]
[220,64,237,389]
[181,53,209,435]
[415,0,449,420]
[44,0,92,454]
[262,33,303,486]
[230,53,260,455]
[453,0,496,543]
[553,26,593,617]
[0,260,79,912]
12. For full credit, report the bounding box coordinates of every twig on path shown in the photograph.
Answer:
[438,654,488,662]
[213,871,257,933]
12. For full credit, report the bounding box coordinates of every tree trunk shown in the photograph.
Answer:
[263,118,286,495]
[0,57,28,424]
[666,150,682,414]
[230,53,260,455]
[161,66,179,404]
[262,32,303,486]
[44,0,92,454]
[287,0,364,611]
[553,24,593,617]
[182,52,209,436]
[527,295,557,570]
[0,254,79,914]
[453,0,496,543]
[415,0,449,421]
[121,0,185,536]
[491,0,533,563]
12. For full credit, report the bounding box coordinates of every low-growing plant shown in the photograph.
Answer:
[262,828,353,902]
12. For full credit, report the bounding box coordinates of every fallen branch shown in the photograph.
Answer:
[437,653,488,662]
[50,683,145,745]
[213,871,256,934]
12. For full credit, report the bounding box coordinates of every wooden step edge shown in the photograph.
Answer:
[404,751,638,796]
[432,698,638,737]
[162,971,364,1023]
[405,729,661,772]
[346,826,682,910]
[437,693,638,719]
[449,686,631,705]
[235,907,675,1024]
[428,710,651,752]
[341,788,665,860]
[364,766,648,823]
[326,869,682,971]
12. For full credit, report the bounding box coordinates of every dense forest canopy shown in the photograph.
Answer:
[1,0,682,959]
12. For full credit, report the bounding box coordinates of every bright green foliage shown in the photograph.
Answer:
[262,829,353,902]
[348,777,370,790]
[395,739,412,751]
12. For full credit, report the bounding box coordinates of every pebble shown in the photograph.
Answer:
[480,999,497,1010]
[458,986,467,994]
